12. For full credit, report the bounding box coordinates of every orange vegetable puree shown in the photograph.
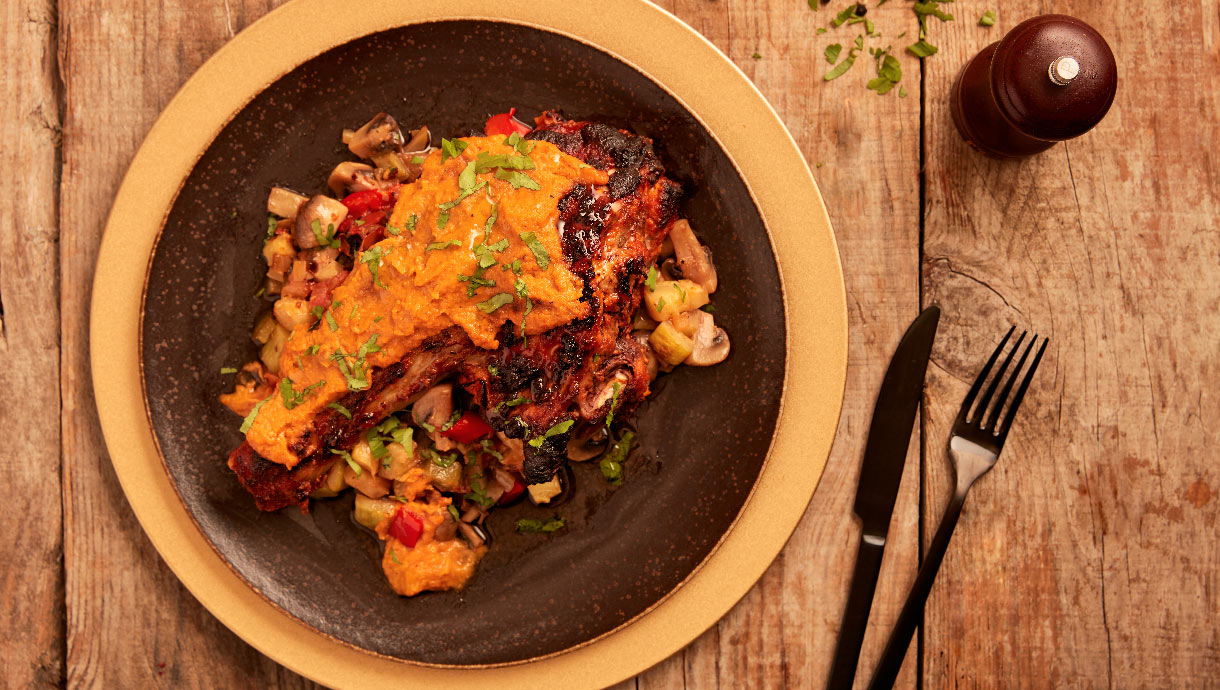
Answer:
[245,137,607,468]
[375,469,485,596]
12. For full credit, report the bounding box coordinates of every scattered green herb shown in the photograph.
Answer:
[440,138,468,162]
[979,9,996,27]
[332,448,360,476]
[426,239,462,251]
[825,43,842,64]
[220,367,238,375]
[599,430,635,486]
[516,517,566,533]
[494,168,541,190]
[528,419,574,448]
[606,382,622,428]
[327,402,352,419]
[360,247,388,288]
[907,39,938,58]
[519,232,550,270]
[476,292,514,314]
[239,397,270,434]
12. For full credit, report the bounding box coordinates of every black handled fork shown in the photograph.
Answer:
[867,327,1048,690]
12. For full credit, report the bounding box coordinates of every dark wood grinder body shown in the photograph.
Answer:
[950,14,1118,158]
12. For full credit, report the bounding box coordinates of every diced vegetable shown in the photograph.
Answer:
[426,457,463,491]
[527,476,562,504]
[259,324,290,373]
[343,462,390,498]
[441,412,493,444]
[354,494,398,530]
[389,508,424,548]
[261,234,296,268]
[649,320,695,367]
[377,440,416,480]
[351,438,377,475]
[498,476,525,505]
[272,297,312,330]
[251,311,278,345]
[644,279,709,322]
[484,108,531,137]
[266,187,309,219]
[310,459,347,498]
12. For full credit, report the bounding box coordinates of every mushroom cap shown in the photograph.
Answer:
[685,310,730,366]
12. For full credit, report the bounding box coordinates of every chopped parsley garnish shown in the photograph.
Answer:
[386,223,402,236]
[515,517,566,533]
[447,504,461,521]
[519,232,550,270]
[436,210,450,230]
[360,247,388,288]
[675,282,688,303]
[914,1,953,23]
[599,430,635,486]
[831,4,855,27]
[220,366,238,375]
[265,215,277,241]
[406,214,418,232]
[700,303,716,313]
[825,43,842,64]
[457,273,497,296]
[477,292,514,314]
[656,297,667,312]
[426,239,462,251]
[356,333,381,359]
[425,448,458,467]
[327,402,352,419]
[867,52,903,95]
[305,345,320,356]
[279,377,324,410]
[325,308,339,332]
[310,220,341,249]
[239,396,270,434]
[390,548,400,564]
[410,155,426,164]
[332,448,360,476]
[979,9,996,26]
[465,474,495,507]
[474,151,535,173]
[645,265,658,291]
[503,131,536,155]
[907,39,938,58]
[498,395,528,409]
[439,137,468,162]
[494,168,541,190]
[528,419,575,448]
[483,201,499,241]
[606,382,622,428]
[479,438,503,460]
[330,335,378,391]
[505,259,522,275]
[440,409,463,432]
[350,303,360,321]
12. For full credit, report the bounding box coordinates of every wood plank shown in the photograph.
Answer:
[643,1,924,687]
[57,0,319,687]
[921,0,1220,686]
[0,0,65,687]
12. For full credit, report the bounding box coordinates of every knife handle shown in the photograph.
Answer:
[826,533,887,690]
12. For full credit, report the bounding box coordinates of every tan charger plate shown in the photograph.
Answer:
[91,0,847,686]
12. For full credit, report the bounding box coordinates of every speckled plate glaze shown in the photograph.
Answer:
[92,1,846,687]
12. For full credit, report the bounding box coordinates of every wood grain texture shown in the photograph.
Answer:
[921,1,1220,687]
[646,2,923,688]
[57,0,317,687]
[0,0,64,687]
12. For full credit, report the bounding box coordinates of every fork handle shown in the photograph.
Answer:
[866,490,967,690]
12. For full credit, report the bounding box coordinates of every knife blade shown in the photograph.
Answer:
[825,305,940,690]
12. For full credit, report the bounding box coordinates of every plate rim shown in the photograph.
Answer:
[90,1,847,688]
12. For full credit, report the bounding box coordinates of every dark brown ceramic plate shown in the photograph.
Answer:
[143,18,782,666]
[94,2,845,686]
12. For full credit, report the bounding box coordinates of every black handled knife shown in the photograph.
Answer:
[825,305,940,690]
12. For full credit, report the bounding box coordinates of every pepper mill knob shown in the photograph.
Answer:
[950,14,1118,158]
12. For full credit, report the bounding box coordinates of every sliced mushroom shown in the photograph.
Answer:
[412,384,456,451]
[660,257,682,282]
[685,310,731,366]
[567,426,610,461]
[458,521,487,549]
[326,161,374,196]
[292,195,348,249]
[344,112,406,160]
[403,125,431,153]
[631,330,660,381]
[266,187,309,219]
[670,219,717,294]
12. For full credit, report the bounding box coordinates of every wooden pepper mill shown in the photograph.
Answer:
[950,14,1117,158]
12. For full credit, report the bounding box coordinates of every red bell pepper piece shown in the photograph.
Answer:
[484,108,531,137]
[389,508,423,548]
[441,412,494,444]
[498,477,525,505]
[340,189,384,217]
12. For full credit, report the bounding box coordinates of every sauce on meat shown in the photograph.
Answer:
[245,137,607,468]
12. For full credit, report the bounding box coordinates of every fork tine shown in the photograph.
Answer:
[984,333,1036,432]
[997,336,1049,441]
[957,326,1014,424]
[972,330,1026,425]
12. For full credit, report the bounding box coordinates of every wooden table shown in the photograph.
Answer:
[4,0,1217,687]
